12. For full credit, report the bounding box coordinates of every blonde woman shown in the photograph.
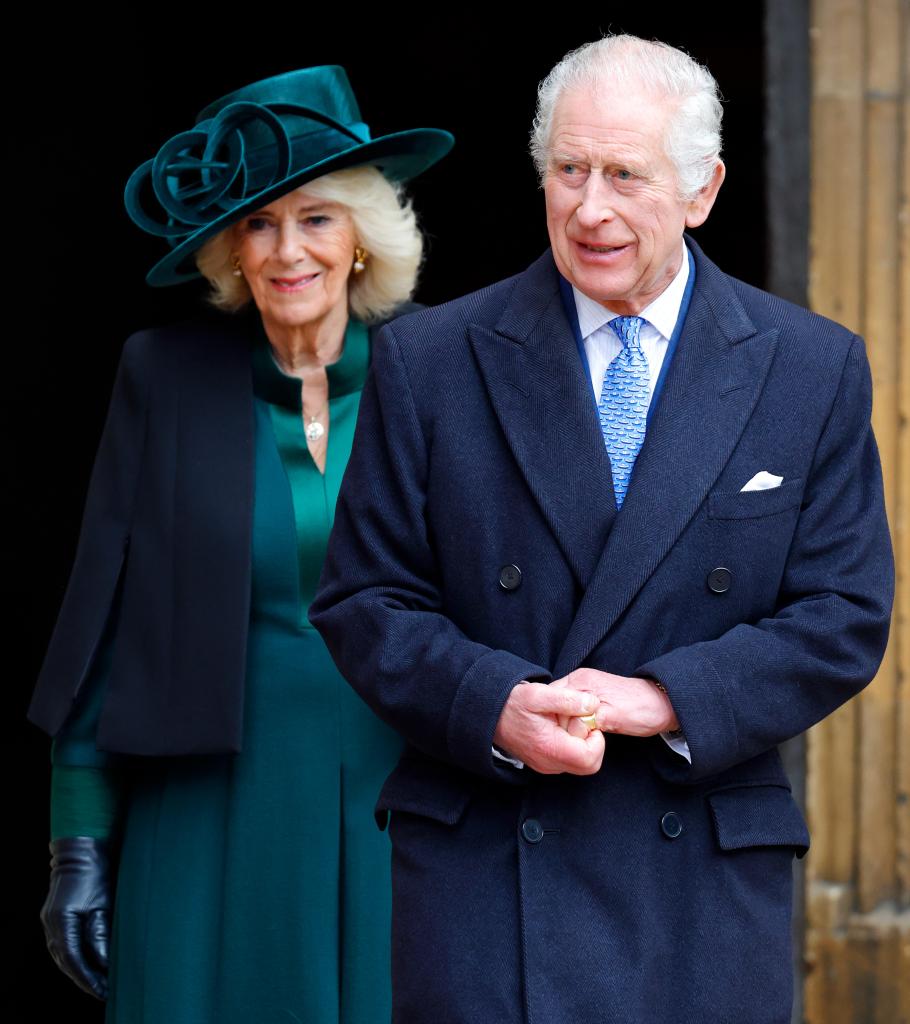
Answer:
[30,65,452,1024]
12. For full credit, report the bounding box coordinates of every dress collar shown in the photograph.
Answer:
[251,317,370,409]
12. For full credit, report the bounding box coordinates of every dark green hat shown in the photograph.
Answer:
[125,65,454,286]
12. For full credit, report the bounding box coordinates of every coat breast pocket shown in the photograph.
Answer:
[708,478,803,521]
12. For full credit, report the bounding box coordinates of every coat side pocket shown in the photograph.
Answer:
[707,783,810,858]
[375,754,473,830]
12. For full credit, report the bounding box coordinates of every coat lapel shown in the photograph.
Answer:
[469,251,616,589]
[554,241,780,675]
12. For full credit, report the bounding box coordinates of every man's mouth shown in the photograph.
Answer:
[579,243,628,254]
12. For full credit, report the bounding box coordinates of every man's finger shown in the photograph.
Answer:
[539,722,605,775]
[522,683,597,717]
[565,715,592,738]
[583,728,606,769]
[594,706,615,732]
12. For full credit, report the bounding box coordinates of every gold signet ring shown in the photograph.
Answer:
[577,713,598,731]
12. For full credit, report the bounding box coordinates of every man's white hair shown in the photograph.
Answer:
[530,34,723,200]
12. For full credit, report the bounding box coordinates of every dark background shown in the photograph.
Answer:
[13,10,764,1019]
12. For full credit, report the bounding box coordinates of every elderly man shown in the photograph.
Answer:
[311,35,893,1024]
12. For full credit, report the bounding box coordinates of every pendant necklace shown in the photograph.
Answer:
[305,416,325,442]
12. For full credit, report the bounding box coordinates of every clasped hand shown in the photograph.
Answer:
[492,669,678,776]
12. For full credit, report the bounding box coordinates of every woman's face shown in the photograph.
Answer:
[232,185,357,335]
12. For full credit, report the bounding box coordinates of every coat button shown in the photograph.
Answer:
[521,819,544,843]
[660,812,684,839]
[707,567,732,593]
[499,564,522,591]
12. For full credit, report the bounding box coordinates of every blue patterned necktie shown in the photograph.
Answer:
[598,316,650,508]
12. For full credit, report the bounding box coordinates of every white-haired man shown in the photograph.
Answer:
[312,35,893,1024]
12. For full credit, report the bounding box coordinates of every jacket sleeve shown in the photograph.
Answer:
[639,335,894,782]
[28,333,150,736]
[310,323,551,782]
[49,645,125,840]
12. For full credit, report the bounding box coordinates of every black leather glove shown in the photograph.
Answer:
[40,837,113,1000]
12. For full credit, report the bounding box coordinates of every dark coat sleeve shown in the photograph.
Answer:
[28,334,149,736]
[310,322,551,782]
[639,335,894,781]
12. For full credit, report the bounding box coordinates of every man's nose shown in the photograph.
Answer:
[575,175,616,229]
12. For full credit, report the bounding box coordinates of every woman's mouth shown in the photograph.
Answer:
[270,273,319,293]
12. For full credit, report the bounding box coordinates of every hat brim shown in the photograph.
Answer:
[142,127,454,287]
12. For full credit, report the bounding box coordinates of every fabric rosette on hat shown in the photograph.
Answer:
[124,65,453,286]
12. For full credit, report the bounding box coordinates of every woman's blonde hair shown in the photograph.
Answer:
[195,166,424,322]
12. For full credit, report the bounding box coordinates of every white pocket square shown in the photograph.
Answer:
[741,471,784,492]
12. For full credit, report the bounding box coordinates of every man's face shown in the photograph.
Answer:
[544,84,723,315]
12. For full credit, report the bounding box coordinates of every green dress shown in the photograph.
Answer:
[52,321,403,1024]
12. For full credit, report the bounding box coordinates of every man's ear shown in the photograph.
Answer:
[685,161,725,228]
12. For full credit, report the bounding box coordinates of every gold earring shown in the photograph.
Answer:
[231,253,243,277]
[353,247,368,274]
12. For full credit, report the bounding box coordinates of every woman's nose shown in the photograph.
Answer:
[276,221,305,262]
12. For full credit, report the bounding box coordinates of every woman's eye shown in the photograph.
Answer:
[304,214,330,226]
[245,216,271,232]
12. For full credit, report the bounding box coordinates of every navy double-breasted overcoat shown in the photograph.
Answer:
[310,239,894,1024]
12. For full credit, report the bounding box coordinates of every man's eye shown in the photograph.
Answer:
[561,164,577,175]
[616,169,633,181]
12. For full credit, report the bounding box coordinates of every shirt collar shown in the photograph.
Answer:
[571,240,690,342]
